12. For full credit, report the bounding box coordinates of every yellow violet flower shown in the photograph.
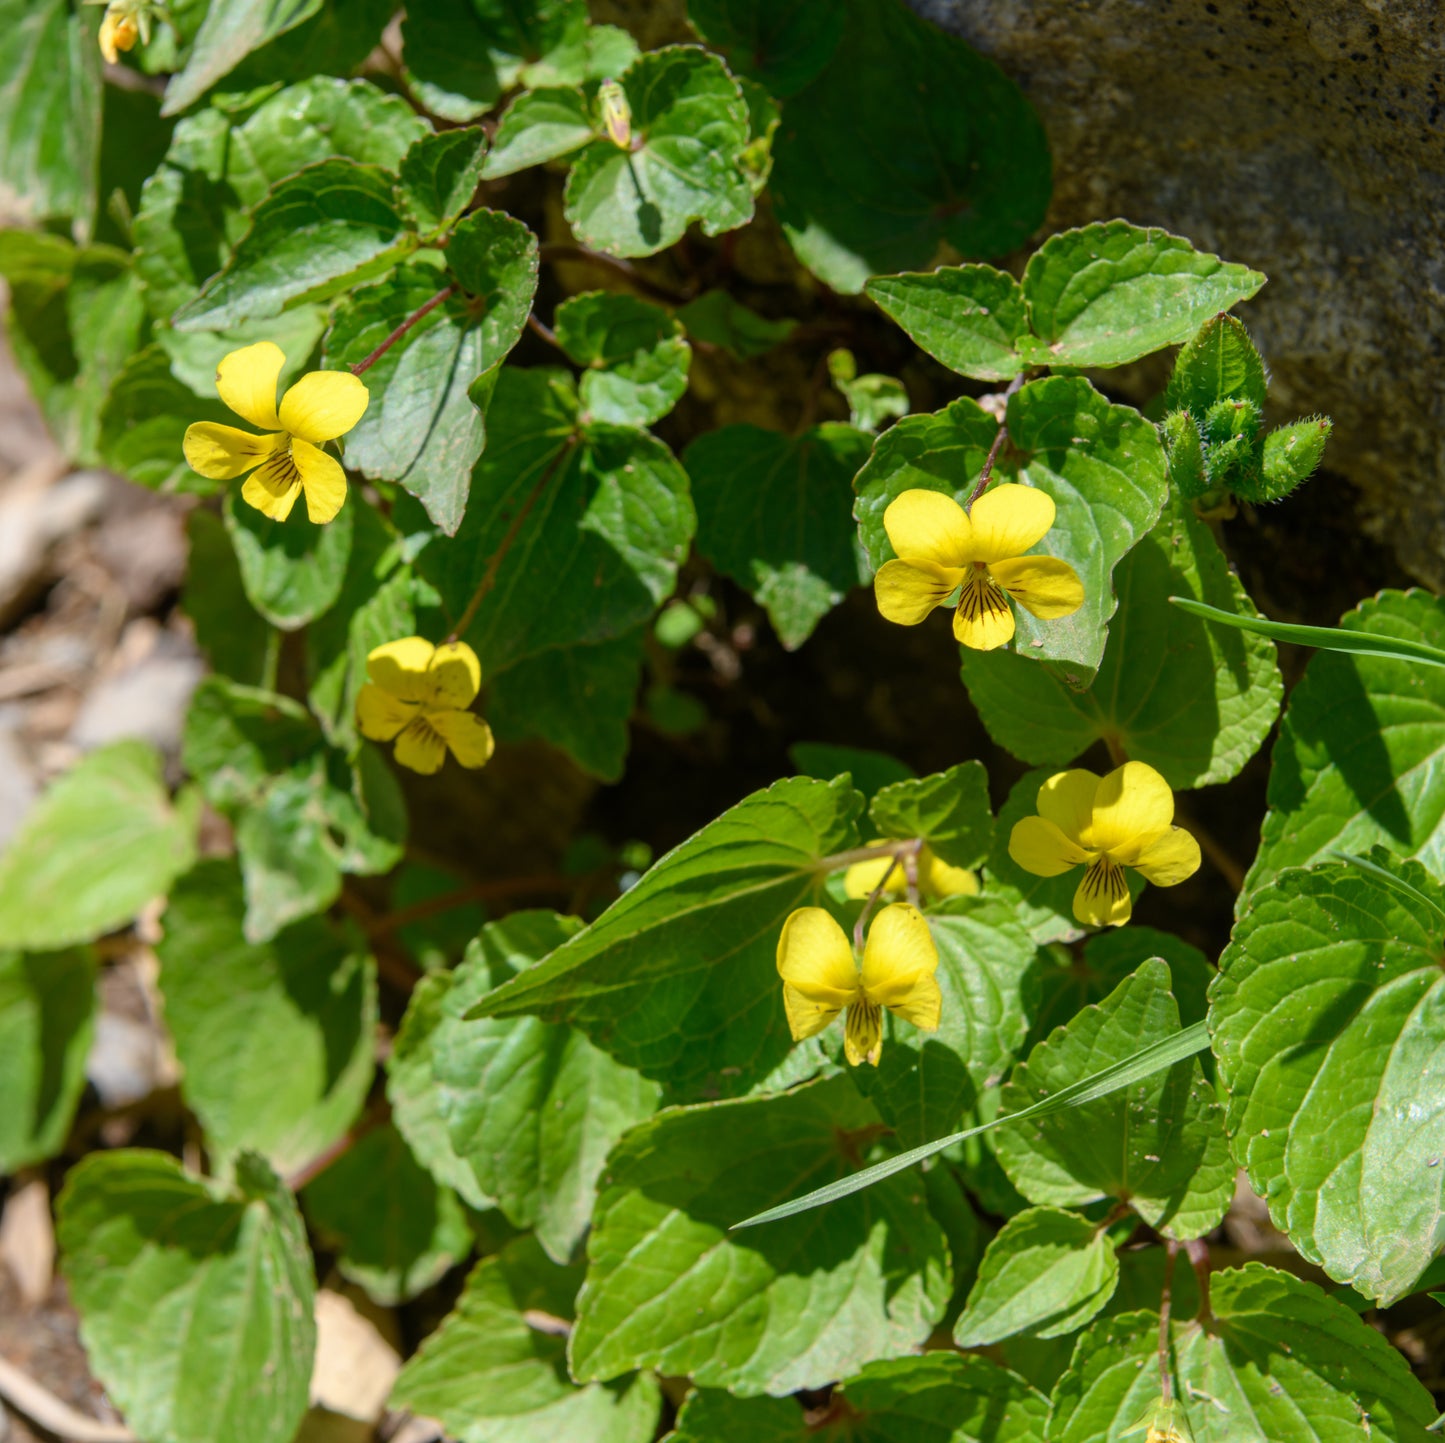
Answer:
[874,485,1084,651]
[356,638,496,777]
[1007,762,1201,928]
[776,903,941,1066]
[98,2,139,63]
[844,844,979,903]
[182,341,368,525]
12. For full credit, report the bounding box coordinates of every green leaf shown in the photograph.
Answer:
[218,0,396,92]
[135,77,426,322]
[0,947,95,1172]
[525,22,640,89]
[770,0,1050,294]
[735,1022,1210,1229]
[868,761,993,869]
[324,213,538,533]
[0,232,147,462]
[163,0,326,115]
[571,1074,949,1393]
[0,0,101,236]
[391,1234,660,1443]
[1164,313,1267,416]
[156,860,376,1175]
[1246,590,1445,894]
[1161,409,1208,500]
[685,0,846,97]
[173,158,415,331]
[57,1150,316,1443]
[398,126,488,234]
[1049,1266,1438,1443]
[224,486,355,630]
[464,776,862,1096]
[1018,222,1266,369]
[420,912,662,1262]
[1250,415,1332,503]
[688,422,871,649]
[676,288,796,358]
[671,1352,1047,1442]
[485,628,646,781]
[835,371,909,434]
[992,960,1232,1240]
[555,290,692,427]
[418,367,695,674]
[301,1123,471,1305]
[954,1206,1118,1347]
[182,511,272,686]
[961,488,1281,787]
[0,741,196,950]
[865,265,1029,382]
[482,86,596,179]
[563,46,754,258]
[1212,851,1445,1304]
[790,742,915,802]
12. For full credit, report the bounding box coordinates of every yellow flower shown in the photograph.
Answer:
[182,341,368,525]
[776,903,941,1066]
[356,638,495,776]
[98,2,139,62]
[844,843,979,904]
[1006,762,1200,928]
[873,485,1085,651]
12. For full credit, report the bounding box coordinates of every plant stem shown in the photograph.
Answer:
[526,311,560,348]
[447,437,578,642]
[1184,1236,1213,1321]
[966,373,1029,509]
[816,839,923,873]
[1159,1238,1179,1401]
[284,1101,389,1192]
[349,284,457,376]
[853,838,920,952]
[539,242,692,306]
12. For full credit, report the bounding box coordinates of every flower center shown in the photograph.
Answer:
[405,713,445,750]
[956,564,1010,627]
[253,442,302,495]
[1080,854,1128,903]
[844,997,883,1065]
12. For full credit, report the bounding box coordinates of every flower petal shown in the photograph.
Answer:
[988,555,1085,619]
[367,638,438,704]
[291,437,348,523]
[843,855,905,900]
[1090,761,1175,859]
[952,573,1015,651]
[921,853,978,899]
[394,717,448,775]
[215,342,284,430]
[183,423,285,480]
[968,483,1055,563]
[776,907,860,1009]
[427,641,482,709]
[1008,816,1091,877]
[356,685,416,742]
[1131,827,1202,887]
[860,902,938,1007]
[240,452,302,521]
[883,489,973,567]
[1073,856,1133,928]
[782,984,843,1043]
[885,973,942,1033]
[843,998,883,1066]
[1037,769,1100,848]
[279,369,370,443]
[430,709,495,769]
[874,558,962,626]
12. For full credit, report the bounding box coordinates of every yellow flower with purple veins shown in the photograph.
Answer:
[1007,762,1201,928]
[356,638,496,777]
[844,844,979,904]
[776,903,941,1066]
[182,341,368,525]
[874,484,1084,651]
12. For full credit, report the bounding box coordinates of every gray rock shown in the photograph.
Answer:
[0,728,36,850]
[911,0,1445,585]
[68,644,204,756]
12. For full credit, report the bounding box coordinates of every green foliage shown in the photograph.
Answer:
[554,290,691,426]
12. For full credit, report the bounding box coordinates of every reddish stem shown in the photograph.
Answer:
[350,284,458,376]
[966,372,1029,508]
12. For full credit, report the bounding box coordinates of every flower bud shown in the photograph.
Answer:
[599,80,632,150]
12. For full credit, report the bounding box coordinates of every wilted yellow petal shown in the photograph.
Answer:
[843,998,883,1066]
[988,555,1085,619]
[782,984,843,1043]
[291,437,348,523]
[967,483,1055,563]
[367,638,439,703]
[874,557,961,625]
[356,684,415,742]
[394,717,449,775]
[431,709,495,769]
[843,854,905,900]
[1008,816,1091,877]
[860,902,937,1008]
[883,489,972,567]
[1090,761,1175,859]
[279,369,370,443]
[1131,827,1201,887]
[183,422,285,480]
[215,342,284,430]
[922,853,978,899]
[1037,769,1100,848]
[427,641,482,708]
[776,907,860,1013]
[953,571,1015,651]
[1073,856,1132,928]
